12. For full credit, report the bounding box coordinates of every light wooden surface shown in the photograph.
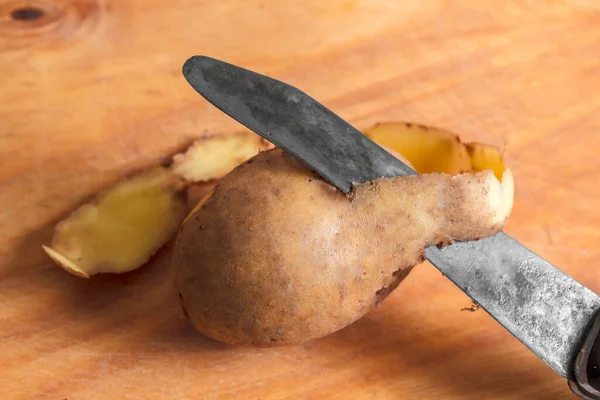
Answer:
[2,1,600,399]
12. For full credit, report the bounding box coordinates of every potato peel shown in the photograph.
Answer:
[364,122,472,175]
[43,167,187,278]
[171,132,272,183]
[43,132,270,278]
[466,142,507,181]
[364,122,510,181]
[43,246,91,278]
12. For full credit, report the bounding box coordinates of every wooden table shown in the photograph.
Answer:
[2,1,599,398]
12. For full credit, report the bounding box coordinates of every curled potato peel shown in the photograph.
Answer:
[42,133,269,278]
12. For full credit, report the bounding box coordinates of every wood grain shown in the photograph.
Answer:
[2,0,600,398]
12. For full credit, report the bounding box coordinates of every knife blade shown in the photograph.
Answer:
[182,56,416,192]
[182,55,600,398]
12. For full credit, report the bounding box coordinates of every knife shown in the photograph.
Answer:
[182,55,600,399]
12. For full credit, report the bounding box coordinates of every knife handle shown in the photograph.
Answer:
[569,310,600,399]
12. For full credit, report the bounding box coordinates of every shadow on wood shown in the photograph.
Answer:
[321,295,569,399]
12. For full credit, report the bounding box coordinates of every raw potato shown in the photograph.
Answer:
[171,132,272,182]
[43,167,187,278]
[173,142,514,346]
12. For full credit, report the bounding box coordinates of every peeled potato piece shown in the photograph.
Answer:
[43,168,187,278]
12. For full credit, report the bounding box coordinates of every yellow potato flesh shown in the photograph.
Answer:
[171,133,272,182]
[466,142,507,181]
[365,122,472,175]
[43,168,186,277]
[364,122,508,181]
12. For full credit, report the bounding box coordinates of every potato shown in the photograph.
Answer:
[173,145,514,346]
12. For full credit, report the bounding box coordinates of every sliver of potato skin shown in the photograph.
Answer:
[173,148,513,346]
[43,132,269,278]
[43,167,188,278]
[364,122,508,180]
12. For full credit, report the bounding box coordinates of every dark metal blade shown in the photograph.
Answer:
[182,56,416,194]
[182,55,600,380]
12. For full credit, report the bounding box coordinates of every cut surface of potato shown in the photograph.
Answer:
[171,132,272,183]
[43,168,187,278]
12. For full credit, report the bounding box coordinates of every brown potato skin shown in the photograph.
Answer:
[173,148,505,346]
